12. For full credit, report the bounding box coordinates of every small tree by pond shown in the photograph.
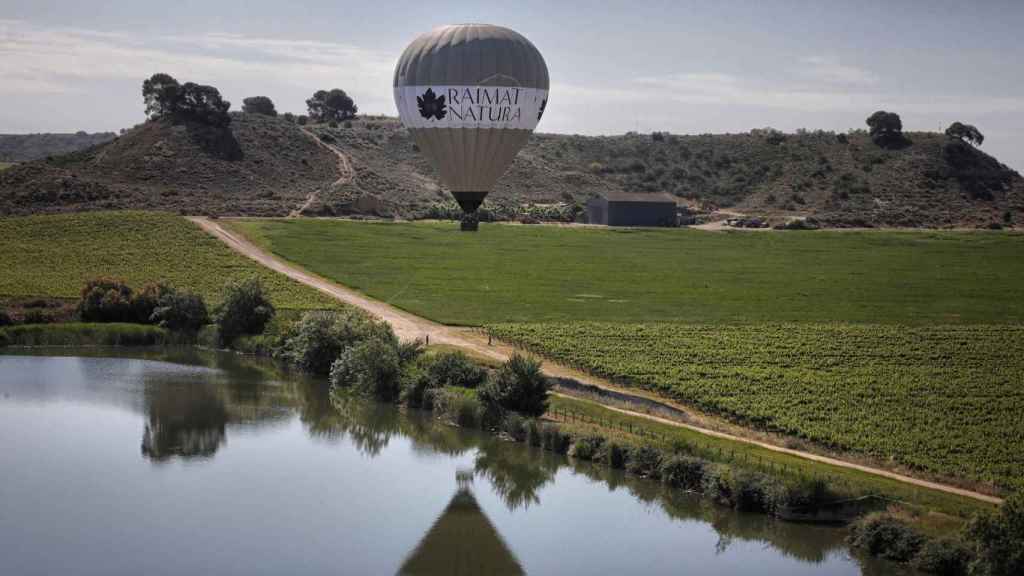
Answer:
[213,278,275,345]
[478,354,550,418]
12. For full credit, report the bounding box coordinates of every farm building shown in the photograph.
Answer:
[585,192,678,227]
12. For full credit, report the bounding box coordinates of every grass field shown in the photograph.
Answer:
[0,162,13,171]
[496,323,1024,490]
[0,212,339,310]
[226,219,1024,492]
[227,219,1024,326]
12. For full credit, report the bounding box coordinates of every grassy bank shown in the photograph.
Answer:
[546,395,992,523]
[0,211,340,310]
[0,323,170,347]
[493,322,1024,490]
[226,219,1024,325]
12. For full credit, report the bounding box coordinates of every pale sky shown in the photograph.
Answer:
[2,0,1022,169]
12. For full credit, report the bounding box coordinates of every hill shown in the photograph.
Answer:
[0,114,338,216]
[2,114,1021,227]
[0,131,117,162]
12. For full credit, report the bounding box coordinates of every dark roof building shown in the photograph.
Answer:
[586,192,678,227]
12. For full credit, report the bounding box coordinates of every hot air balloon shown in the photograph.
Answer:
[394,24,549,231]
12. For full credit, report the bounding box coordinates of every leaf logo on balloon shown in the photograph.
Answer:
[538,98,547,121]
[417,88,447,120]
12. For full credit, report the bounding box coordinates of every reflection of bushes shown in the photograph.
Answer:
[141,385,228,461]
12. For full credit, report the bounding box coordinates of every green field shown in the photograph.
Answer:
[0,211,339,310]
[0,162,13,171]
[227,219,1024,326]
[226,219,1024,490]
[494,322,1024,489]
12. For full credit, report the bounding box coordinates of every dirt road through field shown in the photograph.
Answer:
[189,215,1002,506]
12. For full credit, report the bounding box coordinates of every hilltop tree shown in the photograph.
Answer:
[866,110,907,148]
[177,83,232,127]
[945,122,984,147]
[242,96,277,116]
[141,73,231,127]
[306,89,358,123]
[142,73,181,119]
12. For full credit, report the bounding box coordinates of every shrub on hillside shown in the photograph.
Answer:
[242,96,277,117]
[963,492,1024,576]
[945,122,984,147]
[150,290,208,333]
[847,513,924,562]
[77,277,135,323]
[141,73,231,127]
[866,110,909,148]
[213,278,275,345]
[478,353,550,418]
[306,89,358,123]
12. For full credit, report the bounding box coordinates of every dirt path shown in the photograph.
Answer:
[289,128,356,217]
[189,216,1002,506]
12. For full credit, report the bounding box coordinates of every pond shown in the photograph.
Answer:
[0,349,900,575]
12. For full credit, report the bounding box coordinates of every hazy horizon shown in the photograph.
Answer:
[2,0,1022,169]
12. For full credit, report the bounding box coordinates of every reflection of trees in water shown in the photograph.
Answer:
[141,384,228,461]
[563,458,849,565]
[472,444,557,511]
[398,484,525,576]
[131,350,852,565]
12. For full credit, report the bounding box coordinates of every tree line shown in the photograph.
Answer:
[141,73,358,127]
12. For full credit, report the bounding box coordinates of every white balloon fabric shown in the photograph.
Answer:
[394,24,549,230]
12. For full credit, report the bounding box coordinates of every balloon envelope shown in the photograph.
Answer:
[394,24,549,215]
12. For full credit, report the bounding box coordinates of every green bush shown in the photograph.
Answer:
[330,338,402,401]
[848,513,924,562]
[767,476,839,513]
[539,423,571,454]
[913,537,971,576]
[277,311,344,374]
[478,353,550,418]
[213,277,275,345]
[569,435,605,460]
[525,419,542,447]
[430,388,484,428]
[732,471,773,513]
[660,456,707,491]
[963,492,1024,576]
[0,323,168,347]
[150,290,208,333]
[602,441,627,469]
[701,465,735,505]
[132,282,175,324]
[399,361,435,408]
[625,445,663,479]
[427,351,487,388]
[77,277,135,323]
[0,309,12,327]
[501,413,528,441]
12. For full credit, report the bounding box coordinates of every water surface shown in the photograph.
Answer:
[0,349,898,575]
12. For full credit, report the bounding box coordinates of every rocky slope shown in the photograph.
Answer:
[2,114,1021,228]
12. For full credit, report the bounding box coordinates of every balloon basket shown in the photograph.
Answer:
[460,212,479,232]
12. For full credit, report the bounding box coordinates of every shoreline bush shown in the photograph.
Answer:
[213,278,275,345]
